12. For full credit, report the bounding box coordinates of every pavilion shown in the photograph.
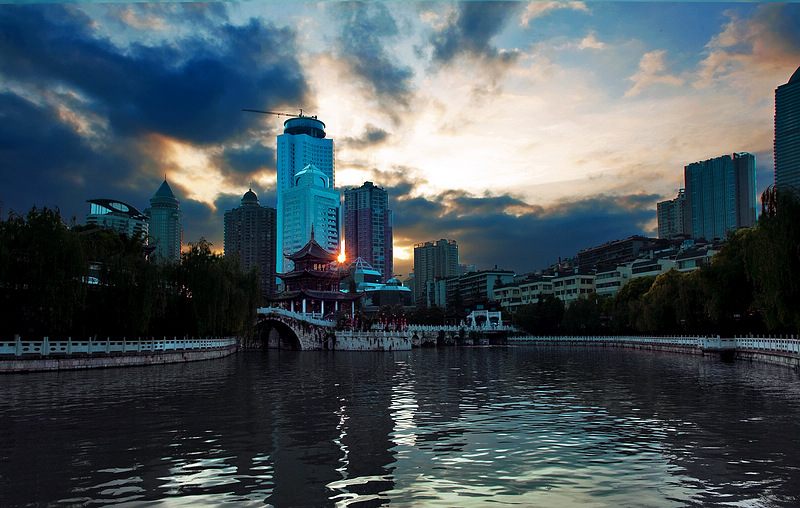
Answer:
[268,232,360,318]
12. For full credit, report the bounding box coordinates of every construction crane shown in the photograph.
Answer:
[242,108,307,118]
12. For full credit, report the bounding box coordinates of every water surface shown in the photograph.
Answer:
[1,346,799,506]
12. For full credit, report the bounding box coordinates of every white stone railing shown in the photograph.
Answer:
[257,307,336,327]
[406,324,517,333]
[0,336,237,357]
[509,335,800,355]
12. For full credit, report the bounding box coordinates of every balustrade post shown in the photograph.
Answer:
[67,337,72,355]
[106,337,110,354]
[15,334,22,356]
[87,337,93,355]
[43,336,49,357]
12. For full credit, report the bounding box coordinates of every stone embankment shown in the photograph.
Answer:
[0,336,238,373]
[509,335,800,369]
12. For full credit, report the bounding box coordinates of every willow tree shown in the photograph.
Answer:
[0,207,87,337]
[747,186,800,332]
[180,238,259,337]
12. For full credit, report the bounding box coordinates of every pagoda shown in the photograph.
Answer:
[269,231,360,318]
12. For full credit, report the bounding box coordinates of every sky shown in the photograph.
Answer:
[1,1,799,278]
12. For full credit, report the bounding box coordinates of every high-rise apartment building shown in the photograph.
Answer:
[656,189,690,239]
[144,179,182,263]
[280,165,340,269]
[276,115,335,272]
[412,239,458,307]
[775,66,800,189]
[343,181,393,282]
[684,152,756,241]
[224,189,277,297]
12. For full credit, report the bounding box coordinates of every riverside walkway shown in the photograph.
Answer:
[0,336,238,373]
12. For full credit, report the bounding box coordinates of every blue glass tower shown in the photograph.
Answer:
[775,66,800,189]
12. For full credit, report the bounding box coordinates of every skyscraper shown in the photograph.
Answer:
[144,179,182,263]
[684,152,756,241]
[656,189,690,239]
[276,115,335,272]
[413,239,458,308]
[224,189,277,297]
[344,181,393,282]
[775,65,800,189]
[280,165,340,269]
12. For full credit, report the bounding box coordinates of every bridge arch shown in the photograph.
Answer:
[257,316,303,350]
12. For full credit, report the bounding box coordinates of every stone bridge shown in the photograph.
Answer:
[251,308,514,351]
[252,308,336,350]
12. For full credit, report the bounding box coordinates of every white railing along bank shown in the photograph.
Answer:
[509,335,800,355]
[257,307,336,327]
[0,336,238,357]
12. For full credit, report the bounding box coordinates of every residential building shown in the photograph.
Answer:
[594,265,631,298]
[657,189,690,239]
[445,269,515,305]
[577,235,656,269]
[224,189,277,297]
[143,179,182,263]
[775,65,800,189]
[493,275,555,312]
[675,245,719,272]
[85,199,148,239]
[276,115,335,272]
[413,239,458,307]
[552,269,596,306]
[343,181,393,282]
[280,164,340,270]
[684,152,756,241]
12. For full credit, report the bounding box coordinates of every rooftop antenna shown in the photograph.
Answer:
[242,108,306,118]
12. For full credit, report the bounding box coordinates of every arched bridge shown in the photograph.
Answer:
[254,308,337,350]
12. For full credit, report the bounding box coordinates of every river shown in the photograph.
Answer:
[1,346,799,506]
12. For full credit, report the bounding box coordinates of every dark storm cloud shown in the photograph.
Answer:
[0,5,309,145]
[0,92,137,220]
[333,2,415,104]
[392,189,657,273]
[219,143,276,183]
[0,3,309,238]
[428,2,522,65]
[341,124,390,150]
[186,187,279,250]
[757,3,800,52]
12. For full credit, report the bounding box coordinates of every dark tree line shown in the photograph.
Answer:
[0,207,259,339]
[513,186,800,336]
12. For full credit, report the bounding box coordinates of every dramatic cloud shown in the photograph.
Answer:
[390,188,659,275]
[520,1,589,28]
[341,124,391,150]
[333,2,415,106]
[625,50,683,97]
[1,2,798,274]
[428,2,522,65]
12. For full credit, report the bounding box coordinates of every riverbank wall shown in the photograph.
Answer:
[509,335,800,369]
[0,336,239,373]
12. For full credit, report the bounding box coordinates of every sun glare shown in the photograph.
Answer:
[338,240,346,263]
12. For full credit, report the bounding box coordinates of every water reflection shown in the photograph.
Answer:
[0,347,799,506]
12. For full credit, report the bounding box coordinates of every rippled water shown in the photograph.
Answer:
[1,346,800,506]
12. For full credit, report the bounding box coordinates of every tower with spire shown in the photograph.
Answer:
[144,178,183,263]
